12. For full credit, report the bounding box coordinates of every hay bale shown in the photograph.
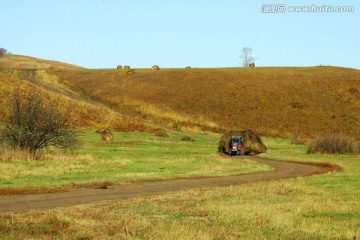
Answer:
[124,65,130,69]
[117,65,123,70]
[153,129,169,137]
[249,63,255,68]
[218,129,266,155]
[151,65,160,70]
[180,136,195,142]
[95,128,114,141]
[126,69,135,74]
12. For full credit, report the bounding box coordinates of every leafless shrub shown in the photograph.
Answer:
[0,90,78,155]
[307,134,357,154]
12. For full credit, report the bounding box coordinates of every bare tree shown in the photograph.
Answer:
[0,48,9,57]
[239,47,256,67]
[0,90,78,155]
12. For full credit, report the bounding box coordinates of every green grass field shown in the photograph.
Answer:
[0,135,359,239]
[0,130,270,194]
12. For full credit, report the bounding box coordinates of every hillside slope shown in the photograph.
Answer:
[1,54,359,139]
[0,69,149,132]
[53,67,360,139]
[0,54,83,70]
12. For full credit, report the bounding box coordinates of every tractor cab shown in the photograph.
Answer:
[229,136,244,156]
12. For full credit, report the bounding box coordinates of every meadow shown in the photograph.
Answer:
[0,130,270,195]
[0,137,358,239]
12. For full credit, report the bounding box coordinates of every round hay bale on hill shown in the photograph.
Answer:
[124,65,130,69]
[117,65,123,70]
[126,69,135,74]
[151,65,160,70]
[180,136,195,142]
[218,129,266,155]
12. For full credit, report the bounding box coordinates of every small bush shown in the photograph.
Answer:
[307,134,357,154]
[0,90,78,155]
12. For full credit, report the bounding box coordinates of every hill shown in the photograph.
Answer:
[0,55,359,139]
[0,55,149,132]
[0,54,83,70]
[52,67,360,139]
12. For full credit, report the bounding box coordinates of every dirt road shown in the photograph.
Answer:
[0,157,338,213]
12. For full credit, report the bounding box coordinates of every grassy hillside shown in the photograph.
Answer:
[0,70,148,132]
[1,55,359,139]
[0,54,82,70]
[53,67,360,139]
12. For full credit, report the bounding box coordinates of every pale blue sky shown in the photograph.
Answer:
[1,0,359,69]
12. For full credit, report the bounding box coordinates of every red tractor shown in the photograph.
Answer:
[228,136,245,156]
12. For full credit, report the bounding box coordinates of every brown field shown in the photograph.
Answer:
[53,66,360,139]
[1,55,359,139]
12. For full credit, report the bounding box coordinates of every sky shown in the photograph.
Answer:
[1,0,360,69]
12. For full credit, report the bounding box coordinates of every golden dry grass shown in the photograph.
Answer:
[0,70,150,132]
[0,54,83,70]
[1,55,359,138]
[53,67,360,138]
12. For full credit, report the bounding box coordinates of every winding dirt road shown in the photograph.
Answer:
[0,157,339,213]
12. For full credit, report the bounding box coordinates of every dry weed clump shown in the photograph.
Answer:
[307,134,358,154]
[0,147,37,162]
[153,129,169,137]
[180,136,195,142]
